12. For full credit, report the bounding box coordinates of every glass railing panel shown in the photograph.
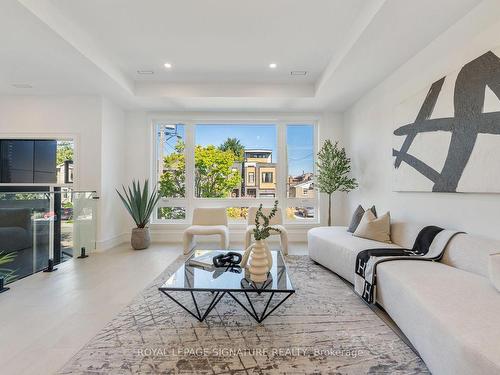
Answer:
[0,190,97,285]
[72,191,97,258]
[0,192,51,283]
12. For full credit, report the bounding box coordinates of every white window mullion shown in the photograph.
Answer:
[313,121,320,220]
[277,123,287,209]
[184,122,195,223]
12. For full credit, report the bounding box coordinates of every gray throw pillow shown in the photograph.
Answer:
[347,205,377,233]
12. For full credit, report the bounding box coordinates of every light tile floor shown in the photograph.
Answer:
[0,242,307,375]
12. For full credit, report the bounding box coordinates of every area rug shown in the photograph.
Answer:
[59,255,429,374]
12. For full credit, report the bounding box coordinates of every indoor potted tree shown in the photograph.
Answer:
[117,179,160,250]
[241,200,281,283]
[316,140,358,226]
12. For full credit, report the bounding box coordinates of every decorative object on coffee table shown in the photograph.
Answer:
[241,201,280,283]
[316,140,358,226]
[212,252,242,267]
[246,239,272,283]
[116,179,160,250]
[245,206,288,255]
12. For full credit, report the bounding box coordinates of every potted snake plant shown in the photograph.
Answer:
[117,179,160,250]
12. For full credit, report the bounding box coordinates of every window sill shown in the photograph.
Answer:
[150,221,320,229]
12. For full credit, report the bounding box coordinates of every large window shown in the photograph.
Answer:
[153,121,317,223]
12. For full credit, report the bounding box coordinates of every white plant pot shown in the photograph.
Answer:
[242,239,273,283]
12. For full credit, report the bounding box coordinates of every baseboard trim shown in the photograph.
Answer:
[96,233,129,251]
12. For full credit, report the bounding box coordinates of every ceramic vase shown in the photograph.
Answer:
[242,239,273,283]
[131,227,151,250]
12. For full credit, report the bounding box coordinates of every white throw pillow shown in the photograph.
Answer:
[488,253,500,292]
[353,210,392,243]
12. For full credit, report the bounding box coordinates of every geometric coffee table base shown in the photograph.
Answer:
[160,289,294,323]
[160,290,225,322]
[227,291,294,323]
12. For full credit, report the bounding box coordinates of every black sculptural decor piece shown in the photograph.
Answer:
[212,252,242,268]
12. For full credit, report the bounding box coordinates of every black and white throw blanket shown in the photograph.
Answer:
[354,226,462,304]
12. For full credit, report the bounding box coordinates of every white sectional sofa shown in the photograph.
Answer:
[308,223,500,375]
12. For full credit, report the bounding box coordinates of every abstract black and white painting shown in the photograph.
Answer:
[393,50,500,192]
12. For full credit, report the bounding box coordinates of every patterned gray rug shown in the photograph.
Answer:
[60,255,429,374]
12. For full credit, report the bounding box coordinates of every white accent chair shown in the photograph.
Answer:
[183,208,229,254]
[244,207,288,255]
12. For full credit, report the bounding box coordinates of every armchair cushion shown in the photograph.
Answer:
[192,208,228,226]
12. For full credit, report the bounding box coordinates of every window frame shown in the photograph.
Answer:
[152,118,319,225]
[261,171,273,184]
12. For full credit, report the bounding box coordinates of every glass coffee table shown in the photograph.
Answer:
[159,250,295,323]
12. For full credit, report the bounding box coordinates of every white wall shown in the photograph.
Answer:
[342,1,500,240]
[98,98,127,249]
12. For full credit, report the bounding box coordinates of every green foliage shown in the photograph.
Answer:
[159,140,241,199]
[227,207,248,220]
[316,140,358,195]
[219,137,244,162]
[159,141,185,198]
[194,145,241,198]
[56,141,74,165]
[116,179,160,228]
[158,207,186,220]
[0,251,17,283]
[253,200,281,240]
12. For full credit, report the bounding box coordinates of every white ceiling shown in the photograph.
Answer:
[0,0,491,111]
[50,0,366,84]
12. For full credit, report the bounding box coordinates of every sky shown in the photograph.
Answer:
[162,124,314,176]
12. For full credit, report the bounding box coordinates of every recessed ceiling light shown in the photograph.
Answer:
[291,71,307,76]
[164,62,172,69]
[12,83,33,89]
[269,63,277,69]
[137,70,154,75]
